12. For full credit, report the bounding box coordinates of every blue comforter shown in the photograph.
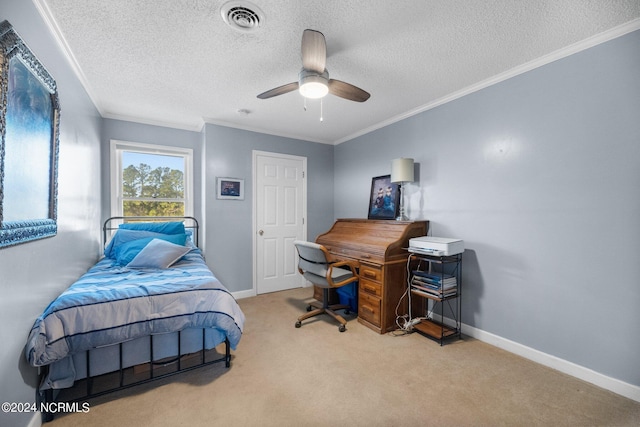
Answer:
[26,249,245,367]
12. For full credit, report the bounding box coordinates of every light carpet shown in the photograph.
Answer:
[48,287,640,426]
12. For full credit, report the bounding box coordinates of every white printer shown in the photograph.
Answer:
[408,236,464,256]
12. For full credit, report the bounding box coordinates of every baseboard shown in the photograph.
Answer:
[232,289,256,300]
[460,322,640,403]
[232,284,311,301]
[28,412,40,427]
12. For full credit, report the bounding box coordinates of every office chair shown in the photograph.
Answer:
[293,240,358,332]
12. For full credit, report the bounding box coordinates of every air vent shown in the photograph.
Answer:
[221,1,264,33]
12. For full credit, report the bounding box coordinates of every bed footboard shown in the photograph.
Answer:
[39,332,231,423]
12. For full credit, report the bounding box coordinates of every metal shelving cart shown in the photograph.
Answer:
[408,252,462,345]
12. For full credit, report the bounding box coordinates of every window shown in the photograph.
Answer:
[110,140,193,218]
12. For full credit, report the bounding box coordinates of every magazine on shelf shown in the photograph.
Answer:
[412,270,456,282]
[411,280,455,291]
[411,275,457,288]
[412,276,456,286]
[411,286,457,298]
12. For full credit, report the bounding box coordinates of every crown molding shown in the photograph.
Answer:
[335,18,640,145]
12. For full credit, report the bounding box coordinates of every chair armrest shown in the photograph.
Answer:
[326,260,358,287]
[331,260,358,273]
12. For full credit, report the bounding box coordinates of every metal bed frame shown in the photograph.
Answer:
[102,215,200,248]
[40,216,231,422]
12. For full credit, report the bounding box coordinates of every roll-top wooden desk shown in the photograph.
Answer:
[315,219,428,334]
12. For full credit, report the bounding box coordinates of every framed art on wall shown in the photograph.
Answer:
[367,175,400,220]
[0,20,60,248]
[217,177,244,200]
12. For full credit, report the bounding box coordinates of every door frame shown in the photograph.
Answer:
[252,150,308,295]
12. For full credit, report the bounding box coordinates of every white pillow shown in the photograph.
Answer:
[127,238,191,269]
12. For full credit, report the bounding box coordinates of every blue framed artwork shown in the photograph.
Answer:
[0,21,60,248]
[216,177,244,200]
[367,174,399,220]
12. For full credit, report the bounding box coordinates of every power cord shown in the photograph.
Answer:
[393,255,425,334]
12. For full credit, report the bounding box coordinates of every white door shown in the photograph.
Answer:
[254,151,306,294]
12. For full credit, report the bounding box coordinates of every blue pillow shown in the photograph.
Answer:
[104,229,174,258]
[127,238,191,269]
[119,221,185,235]
[113,234,187,266]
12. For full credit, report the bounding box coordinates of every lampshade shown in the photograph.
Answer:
[391,158,414,183]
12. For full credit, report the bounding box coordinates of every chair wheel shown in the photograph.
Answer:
[295,321,302,328]
[344,310,350,315]
[306,305,313,312]
[338,325,346,332]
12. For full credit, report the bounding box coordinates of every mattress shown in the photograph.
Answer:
[25,248,245,389]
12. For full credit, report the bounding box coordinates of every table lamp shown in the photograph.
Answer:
[391,157,414,221]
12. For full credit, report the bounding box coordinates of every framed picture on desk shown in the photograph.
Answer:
[367,175,400,220]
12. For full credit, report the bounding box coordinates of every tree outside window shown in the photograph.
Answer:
[111,141,193,218]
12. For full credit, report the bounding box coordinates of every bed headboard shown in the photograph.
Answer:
[103,216,200,248]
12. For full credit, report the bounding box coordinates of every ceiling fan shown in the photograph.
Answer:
[257,29,370,103]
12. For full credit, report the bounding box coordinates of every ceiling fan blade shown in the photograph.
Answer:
[257,82,299,99]
[328,79,370,102]
[301,29,326,74]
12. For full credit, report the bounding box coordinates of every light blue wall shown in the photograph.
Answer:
[335,30,640,387]
[1,2,638,423]
[99,121,334,294]
[0,1,103,426]
[100,119,205,224]
[203,123,334,292]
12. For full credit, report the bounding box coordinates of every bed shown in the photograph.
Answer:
[25,217,245,421]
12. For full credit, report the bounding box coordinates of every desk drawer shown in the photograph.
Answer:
[358,291,381,327]
[360,263,383,283]
[359,279,382,298]
[325,247,383,264]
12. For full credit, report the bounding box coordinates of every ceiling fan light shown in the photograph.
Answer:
[299,76,328,99]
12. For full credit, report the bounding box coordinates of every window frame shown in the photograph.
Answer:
[110,140,194,218]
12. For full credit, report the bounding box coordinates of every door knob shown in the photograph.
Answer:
[258,230,264,236]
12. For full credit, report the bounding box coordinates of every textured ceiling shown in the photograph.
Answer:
[36,0,640,144]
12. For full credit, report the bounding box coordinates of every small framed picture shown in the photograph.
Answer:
[217,177,244,200]
[367,175,400,220]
